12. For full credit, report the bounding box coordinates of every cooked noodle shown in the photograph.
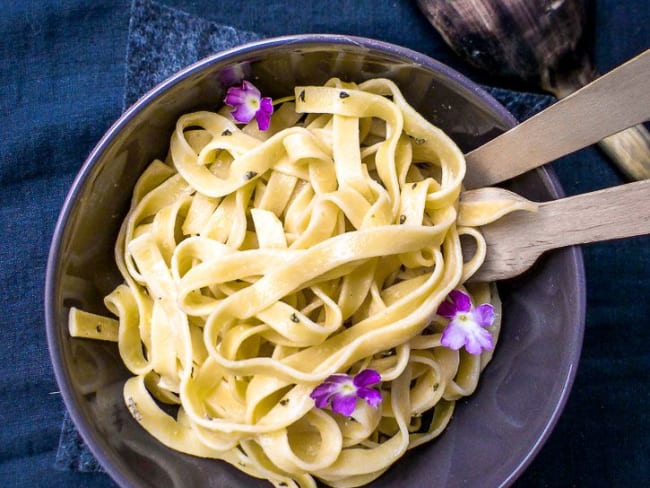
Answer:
[69,78,532,487]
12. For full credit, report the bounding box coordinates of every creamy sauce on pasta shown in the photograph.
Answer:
[69,78,532,487]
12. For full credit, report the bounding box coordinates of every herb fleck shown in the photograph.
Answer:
[290,312,300,323]
[221,129,232,136]
[339,91,350,99]
[299,90,305,102]
[126,396,142,421]
[399,215,407,224]
[433,383,440,392]
[243,170,258,181]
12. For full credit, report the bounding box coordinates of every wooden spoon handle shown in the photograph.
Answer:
[464,50,650,189]
[473,179,650,281]
[535,179,650,249]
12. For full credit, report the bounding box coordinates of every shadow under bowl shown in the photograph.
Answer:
[45,34,585,488]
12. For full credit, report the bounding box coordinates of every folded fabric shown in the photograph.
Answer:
[54,0,554,474]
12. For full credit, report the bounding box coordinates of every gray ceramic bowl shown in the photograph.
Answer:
[46,34,585,488]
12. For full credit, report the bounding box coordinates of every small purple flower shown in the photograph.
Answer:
[437,289,495,355]
[310,369,382,417]
[224,80,273,130]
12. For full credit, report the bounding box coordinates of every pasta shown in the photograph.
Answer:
[69,78,532,487]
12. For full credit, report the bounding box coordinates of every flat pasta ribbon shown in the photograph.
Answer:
[70,78,534,488]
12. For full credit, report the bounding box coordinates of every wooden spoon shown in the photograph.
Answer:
[417,0,650,180]
[464,49,650,189]
[465,178,650,282]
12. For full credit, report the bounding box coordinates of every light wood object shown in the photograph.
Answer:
[468,179,650,281]
[464,50,650,189]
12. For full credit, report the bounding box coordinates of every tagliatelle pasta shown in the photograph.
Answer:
[69,78,534,488]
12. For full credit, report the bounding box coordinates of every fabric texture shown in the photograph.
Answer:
[0,0,648,486]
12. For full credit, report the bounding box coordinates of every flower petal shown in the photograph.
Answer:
[260,96,273,114]
[322,374,350,385]
[241,80,261,98]
[331,393,357,417]
[436,299,458,319]
[473,303,495,328]
[440,321,468,350]
[224,89,247,105]
[255,108,272,130]
[464,327,494,355]
[449,289,471,313]
[357,387,382,408]
[230,103,257,124]
[353,369,381,388]
[309,382,338,408]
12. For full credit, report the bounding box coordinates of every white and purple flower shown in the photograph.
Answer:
[310,369,382,417]
[437,289,495,355]
[224,80,273,130]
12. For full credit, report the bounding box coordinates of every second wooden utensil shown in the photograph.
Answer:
[465,178,650,282]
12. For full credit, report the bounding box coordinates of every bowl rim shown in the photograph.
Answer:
[44,33,586,488]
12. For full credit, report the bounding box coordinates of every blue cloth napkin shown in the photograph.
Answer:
[54,0,558,476]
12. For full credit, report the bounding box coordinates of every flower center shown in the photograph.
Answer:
[247,96,260,109]
[340,382,356,395]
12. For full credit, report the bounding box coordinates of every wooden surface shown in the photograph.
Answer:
[470,178,650,281]
[463,49,650,189]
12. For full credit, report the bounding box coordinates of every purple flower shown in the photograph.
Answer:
[310,369,382,417]
[224,80,273,130]
[437,289,495,355]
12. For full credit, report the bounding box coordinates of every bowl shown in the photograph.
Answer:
[45,34,585,488]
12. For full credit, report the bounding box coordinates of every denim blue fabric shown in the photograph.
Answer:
[1,0,648,487]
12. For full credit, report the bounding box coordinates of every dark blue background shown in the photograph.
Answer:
[0,0,648,486]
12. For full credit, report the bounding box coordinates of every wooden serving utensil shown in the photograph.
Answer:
[417,0,650,180]
[466,178,650,282]
[464,49,650,189]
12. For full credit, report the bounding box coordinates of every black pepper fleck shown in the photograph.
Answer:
[299,90,305,102]
[95,324,102,333]
[290,313,300,323]
[433,383,440,391]
[411,182,417,189]
[339,91,350,99]
[280,398,290,406]
[243,171,258,181]
[399,215,407,224]
[221,129,232,136]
